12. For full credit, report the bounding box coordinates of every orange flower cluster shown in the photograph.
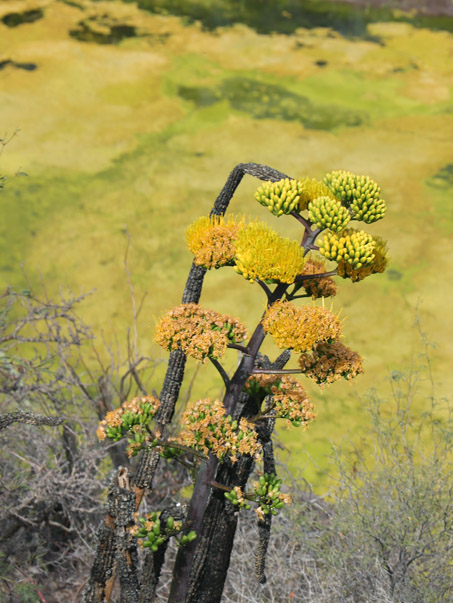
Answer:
[300,258,338,298]
[185,215,244,269]
[96,395,160,441]
[175,398,262,463]
[262,300,341,353]
[155,303,247,362]
[298,341,364,386]
[246,374,316,427]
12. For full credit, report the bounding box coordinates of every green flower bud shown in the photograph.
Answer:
[323,170,386,223]
[308,196,350,232]
[319,228,376,268]
[255,179,304,217]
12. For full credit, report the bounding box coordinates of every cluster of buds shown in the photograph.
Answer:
[336,236,389,282]
[224,486,251,510]
[299,340,364,386]
[262,300,341,353]
[185,214,244,269]
[246,374,316,427]
[234,222,305,284]
[308,196,350,232]
[324,170,386,223]
[176,398,262,463]
[155,303,247,362]
[96,395,160,456]
[130,511,196,551]
[299,258,338,298]
[253,474,291,521]
[319,228,376,269]
[254,178,304,216]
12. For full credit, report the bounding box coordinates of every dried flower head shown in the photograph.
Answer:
[297,177,336,211]
[155,303,247,362]
[185,215,245,269]
[246,374,316,427]
[336,236,389,281]
[262,300,341,353]
[300,258,338,298]
[234,222,305,284]
[299,340,364,386]
[176,398,261,463]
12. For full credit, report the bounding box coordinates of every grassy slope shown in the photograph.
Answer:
[1,0,452,486]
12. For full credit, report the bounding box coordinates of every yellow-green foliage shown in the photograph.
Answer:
[233,222,305,284]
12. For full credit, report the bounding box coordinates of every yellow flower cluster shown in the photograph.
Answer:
[246,374,316,427]
[298,341,364,386]
[254,178,304,216]
[319,228,376,269]
[96,395,160,441]
[299,258,338,298]
[175,398,262,463]
[185,215,244,269]
[234,222,305,284]
[262,300,341,353]
[155,303,247,362]
[297,177,337,212]
[336,236,389,282]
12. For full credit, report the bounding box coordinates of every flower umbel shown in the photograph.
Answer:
[96,395,161,456]
[336,235,389,281]
[234,222,305,284]
[175,398,262,463]
[246,374,316,427]
[262,300,341,353]
[299,340,364,386]
[185,215,244,269]
[155,303,247,362]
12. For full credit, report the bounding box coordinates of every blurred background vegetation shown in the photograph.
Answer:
[1,0,452,487]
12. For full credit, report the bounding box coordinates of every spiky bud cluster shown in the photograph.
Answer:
[299,258,338,298]
[299,341,364,386]
[185,214,244,268]
[155,303,247,362]
[96,395,160,456]
[336,236,389,281]
[323,170,386,223]
[130,511,195,551]
[319,228,375,268]
[254,179,304,216]
[253,474,291,521]
[308,196,351,232]
[234,222,305,284]
[175,398,261,463]
[262,300,341,353]
[298,177,336,211]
